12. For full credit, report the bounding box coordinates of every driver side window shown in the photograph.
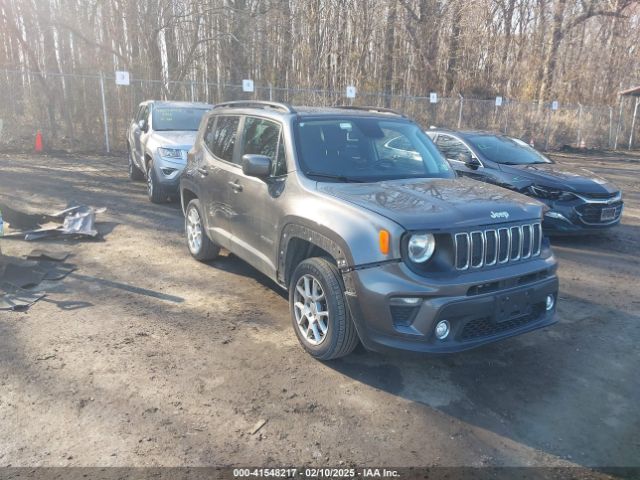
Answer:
[435,135,470,161]
[138,106,150,130]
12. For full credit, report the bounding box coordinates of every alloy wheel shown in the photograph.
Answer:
[147,170,153,197]
[293,274,329,345]
[186,206,203,254]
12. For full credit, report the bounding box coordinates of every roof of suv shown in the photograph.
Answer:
[210,101,408,119]
[143,100,213,109]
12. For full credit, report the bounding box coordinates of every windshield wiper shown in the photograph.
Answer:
[304,171,364,183]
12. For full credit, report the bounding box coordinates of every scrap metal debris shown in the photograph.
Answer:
[0,203,105,241]
[0,281,45,311]
[0,250,76,311]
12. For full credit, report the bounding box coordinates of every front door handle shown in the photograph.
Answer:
[228,181,243,193]
[197,167,209,176]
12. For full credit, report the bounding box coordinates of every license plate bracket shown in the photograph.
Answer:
[495,290,533,323]
[600,207,616,221]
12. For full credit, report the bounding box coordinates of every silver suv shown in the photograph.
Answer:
[181,102,559,359]
[127,101,212,203]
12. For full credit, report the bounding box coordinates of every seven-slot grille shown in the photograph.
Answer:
[454,223,542,270]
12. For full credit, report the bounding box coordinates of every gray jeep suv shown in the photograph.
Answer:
[180,101,559,359]
[127,100,212,203]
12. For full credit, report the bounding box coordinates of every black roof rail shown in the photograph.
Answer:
[213,100,296,114]
[333,105,407,118]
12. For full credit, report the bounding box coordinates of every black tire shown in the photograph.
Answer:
[289,257,360,360]
[185,199,220,261]
[128,147,145,181]
[147,160,166,203]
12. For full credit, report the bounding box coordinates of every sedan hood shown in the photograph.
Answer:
[498,163,619,195]
[318,177,543,230]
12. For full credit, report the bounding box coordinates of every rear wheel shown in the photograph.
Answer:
[128,147,144,181]
[289,257,359,360]
[147,160,166,203]
[185,199,220,261]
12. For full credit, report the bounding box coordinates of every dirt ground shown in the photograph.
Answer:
[0,150,638,470]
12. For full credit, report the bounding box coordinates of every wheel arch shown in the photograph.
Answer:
[181,188,198,214]
[278,222,355,293]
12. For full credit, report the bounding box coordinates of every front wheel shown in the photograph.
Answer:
[185,199,220,261]
[147,160,166,203]
[289,257,359,360]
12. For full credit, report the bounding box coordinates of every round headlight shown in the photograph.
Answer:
[407,233,436,263]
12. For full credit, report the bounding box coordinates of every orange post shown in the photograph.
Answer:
[35,130,43,153]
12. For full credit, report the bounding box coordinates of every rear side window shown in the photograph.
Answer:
[210,116,240,163]
[240,117,287,176]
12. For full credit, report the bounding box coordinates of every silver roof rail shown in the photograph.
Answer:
[213,100,296,114]
[333,105,407,118]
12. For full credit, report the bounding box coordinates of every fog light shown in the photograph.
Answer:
[435,320,450,340]
[161,167,178,176]
[545,294,555,311]
[394,297,421,305]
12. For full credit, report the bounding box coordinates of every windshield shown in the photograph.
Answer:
[294,117,454,182]
[152,108,208,131]
[466,134,552,165]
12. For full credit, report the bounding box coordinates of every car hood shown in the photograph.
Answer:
[149,131,197,150]
[318,177,543,230]
[497,163,619,194]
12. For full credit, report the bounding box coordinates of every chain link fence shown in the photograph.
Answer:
[0,69,638,154]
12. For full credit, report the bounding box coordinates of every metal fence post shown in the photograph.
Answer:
[614,96,623,150]
[577,103,583,147]
[608,106,614,149]
[629,97,639,150]
[544,106,551,151]
[99,73,110,153]
[457,94,464,128]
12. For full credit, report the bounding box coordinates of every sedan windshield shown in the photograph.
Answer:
[294,117,454,182]
[466,135,552,165]
[153,108,208,131]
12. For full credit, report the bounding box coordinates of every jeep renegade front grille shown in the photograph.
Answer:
[454,223,542,270]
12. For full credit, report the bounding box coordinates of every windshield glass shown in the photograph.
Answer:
[466,134,552,165]
[152,108,208,131]
[294,117,454,182]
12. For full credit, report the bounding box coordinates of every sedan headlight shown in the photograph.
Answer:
[158,147,184,159]
[407,233,436,263]
[528,185,574,201]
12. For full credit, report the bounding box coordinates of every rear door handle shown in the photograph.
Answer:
[197,167,209,176]
[228,181,243,193]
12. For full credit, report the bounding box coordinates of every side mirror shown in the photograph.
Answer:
[138,120,148,132]
[464,155,481,170]
[242,154,271,178]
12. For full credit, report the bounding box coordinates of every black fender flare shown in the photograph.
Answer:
[277,222,356,294]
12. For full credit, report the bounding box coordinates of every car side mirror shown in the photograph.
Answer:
[465,155,481,169]
[242,154,271,179]
[138,120,147,132]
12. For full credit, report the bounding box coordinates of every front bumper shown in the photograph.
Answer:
[344,256,558,354]
[541,196,623,235]
[153,157,186,194]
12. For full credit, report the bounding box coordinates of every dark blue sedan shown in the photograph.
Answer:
[426,129,623,234]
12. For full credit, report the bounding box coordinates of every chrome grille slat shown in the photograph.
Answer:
[532,223,542,256]
[510,226,521,261]
[454,222,542,271]
[485,229,497,266]
[470,231,484,268]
